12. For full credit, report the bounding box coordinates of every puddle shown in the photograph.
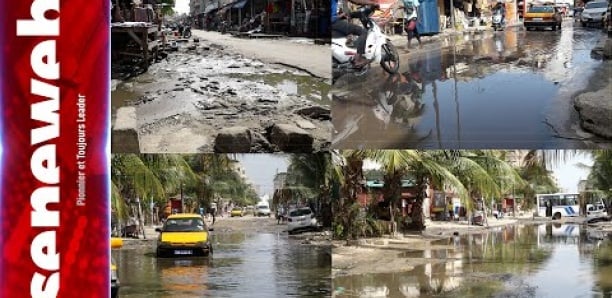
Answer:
[227,72,331,103]
[334,224,612,297]
[114,232,331,297]
[332,26,607,149]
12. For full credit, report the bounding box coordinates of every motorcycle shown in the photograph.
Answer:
[492,9,505,31]
[332,5,400,80]
[183,26,192,38]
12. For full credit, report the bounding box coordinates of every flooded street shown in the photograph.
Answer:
[333,224,612,297]
[114,217,331,297]
[111,38,331,153]
[332,23,611,149]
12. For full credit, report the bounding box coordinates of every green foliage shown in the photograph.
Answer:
[111,154,258,219]
[160,0,175,15]
[335,150,563,235]
[588,150,612,197]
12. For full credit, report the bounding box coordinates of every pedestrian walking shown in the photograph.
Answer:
[402,0,422,49]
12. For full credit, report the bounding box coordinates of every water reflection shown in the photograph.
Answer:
[333,224,612,297]
[332,27,605,149]
[115,232,331,297]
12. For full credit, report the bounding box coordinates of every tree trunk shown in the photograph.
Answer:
[383,171,403,235]
[411,174,426,231]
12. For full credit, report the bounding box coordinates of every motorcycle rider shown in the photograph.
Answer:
[331,0,380,68]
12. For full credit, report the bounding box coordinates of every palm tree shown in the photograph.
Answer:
[587,150,612,197]
[441,150,524,217]
[364,150,471,232]
[287,153,337,227]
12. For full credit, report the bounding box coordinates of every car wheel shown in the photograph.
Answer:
[156,248,165,258]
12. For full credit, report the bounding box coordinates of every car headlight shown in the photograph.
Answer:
[158,241,172,247]
[196,241,209,248]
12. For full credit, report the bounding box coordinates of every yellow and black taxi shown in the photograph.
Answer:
[111,237,123,298]
[155,213,213,257]
[230,207,244,217]
[524,5,563,31]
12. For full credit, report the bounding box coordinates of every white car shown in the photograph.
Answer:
[256,205,271,217]
[286,207,318,234]
[581,0,608,26]
[587,203,608,218]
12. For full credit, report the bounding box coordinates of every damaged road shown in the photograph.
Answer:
[112,36,331,153]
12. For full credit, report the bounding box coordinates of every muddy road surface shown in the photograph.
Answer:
[112,38,331,153]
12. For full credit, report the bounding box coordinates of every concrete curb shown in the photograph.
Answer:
[112,107,141,153]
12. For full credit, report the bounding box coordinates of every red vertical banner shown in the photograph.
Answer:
[1,1,109,297]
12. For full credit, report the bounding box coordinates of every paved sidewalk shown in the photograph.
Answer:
[386,23,524,51]
[191,30,331,79]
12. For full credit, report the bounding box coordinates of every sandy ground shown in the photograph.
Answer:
[332,212,612,278]
[191,30,331,80]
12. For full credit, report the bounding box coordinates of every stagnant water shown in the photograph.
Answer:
[332,25,609,149]
[333,224,612,297]
[113,232,331,297]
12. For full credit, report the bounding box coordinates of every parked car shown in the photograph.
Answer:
[256,205,271,217]
[230,207,244,217]
[244,205,256,216]
[286,207,318,235]
[587,202,609,218]
[580,0,608,27]
[524,5,563,31]
[155,213,213,257]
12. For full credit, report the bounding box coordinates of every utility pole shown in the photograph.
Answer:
[180,183,185,213]
[450,0,455,29]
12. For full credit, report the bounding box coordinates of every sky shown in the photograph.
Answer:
[362,153,595,194]
[235,154,289,201]
[551,154,593,193]
[175,0,190,14]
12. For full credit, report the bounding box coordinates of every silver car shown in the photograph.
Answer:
[286,207,318,235]
[581,0,608,26]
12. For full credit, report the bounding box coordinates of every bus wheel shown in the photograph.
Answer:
[552,212,561,220]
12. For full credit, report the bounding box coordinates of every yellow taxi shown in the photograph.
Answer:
[155,213,213,257]
[524,5,563,31]
[111,237,123,298]
[230,207,244,217]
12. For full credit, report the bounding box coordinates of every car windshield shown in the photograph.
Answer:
[528,6,554,13]
[232,208,242,211]
[585,2,607,8]
[258,206,268,209]
[163,218,206,232]
[289,208,312,217]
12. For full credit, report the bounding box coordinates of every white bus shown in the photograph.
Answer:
[536,193,580,219]
[536,193,608,219]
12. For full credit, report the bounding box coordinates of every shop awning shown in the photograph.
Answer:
[232,0,248,9]
[204,3,218,14]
